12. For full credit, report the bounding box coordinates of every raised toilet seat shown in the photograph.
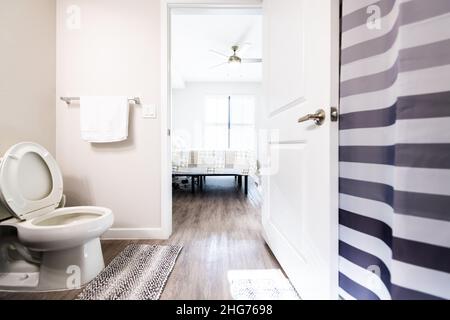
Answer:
[0,142,113,291]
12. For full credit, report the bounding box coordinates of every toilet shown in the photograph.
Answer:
[0,142,113,291]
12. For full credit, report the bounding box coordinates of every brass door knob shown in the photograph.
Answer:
[298,109,326,126]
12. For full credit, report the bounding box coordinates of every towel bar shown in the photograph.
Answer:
[60,97,141,105]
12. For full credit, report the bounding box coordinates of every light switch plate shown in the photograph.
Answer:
[142,104,157,119]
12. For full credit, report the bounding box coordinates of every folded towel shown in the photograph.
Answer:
[80,96,130,143]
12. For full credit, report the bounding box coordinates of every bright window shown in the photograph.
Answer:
[204,95,256,150]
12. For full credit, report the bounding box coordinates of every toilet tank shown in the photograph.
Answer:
[0,157,12,222]
[0,201,12,222]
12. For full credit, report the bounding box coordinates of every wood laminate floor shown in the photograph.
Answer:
[0,177,280,300]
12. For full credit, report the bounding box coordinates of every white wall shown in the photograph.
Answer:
[172,82,262,150]
[0,0,56,155]
[56,0,162,238]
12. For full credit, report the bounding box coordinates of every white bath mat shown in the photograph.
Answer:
[77,244,182,300]
[227,269,300,300]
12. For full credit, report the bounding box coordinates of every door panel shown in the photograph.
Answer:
[262,0,340,300]
[265,0,305,115]
[268,143,306,256]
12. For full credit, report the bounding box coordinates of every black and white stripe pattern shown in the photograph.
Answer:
[77,244,182,300]
[339,0,450,300]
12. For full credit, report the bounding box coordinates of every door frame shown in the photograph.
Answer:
[160,0,264,238]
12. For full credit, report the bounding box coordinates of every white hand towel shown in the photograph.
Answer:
[80,96,130,143]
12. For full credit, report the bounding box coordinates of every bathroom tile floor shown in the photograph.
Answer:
[0,177,279,300]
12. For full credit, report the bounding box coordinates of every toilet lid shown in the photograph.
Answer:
[0,142,63,220]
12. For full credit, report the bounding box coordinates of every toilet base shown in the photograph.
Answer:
[37,238,105,291]
[0,238,105,292]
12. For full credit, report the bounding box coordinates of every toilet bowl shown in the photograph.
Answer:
[0,142,113,291]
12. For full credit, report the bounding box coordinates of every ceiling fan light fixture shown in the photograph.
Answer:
[228,55,242,65]
[228,45,242,67]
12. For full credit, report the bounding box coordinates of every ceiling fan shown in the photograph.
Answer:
[209,44,262,69]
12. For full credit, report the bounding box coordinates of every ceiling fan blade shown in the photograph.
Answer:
[237,42,252,55]
[235,24,254,51]
[209,62,228,70]
[209,49,229,58]
[242,58,262,63]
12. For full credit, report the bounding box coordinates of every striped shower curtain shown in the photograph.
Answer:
[339,0,450,300]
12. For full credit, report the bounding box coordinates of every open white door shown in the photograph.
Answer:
[261,0,340,300]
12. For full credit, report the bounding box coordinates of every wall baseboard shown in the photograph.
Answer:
[102,227,170,240]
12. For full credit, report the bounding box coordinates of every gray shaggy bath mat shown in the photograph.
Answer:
[77,244,182,300]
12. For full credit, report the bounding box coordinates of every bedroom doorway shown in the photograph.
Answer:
[169,7,262,199]
[159,3,284,299]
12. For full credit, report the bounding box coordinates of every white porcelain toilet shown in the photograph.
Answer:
[0,142,113,291]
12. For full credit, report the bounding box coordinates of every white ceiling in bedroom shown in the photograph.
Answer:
[171,9,262,84]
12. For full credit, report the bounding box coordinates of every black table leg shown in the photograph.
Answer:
[245,175,248,195]
[238,175,242,188]
[199,175,203,191]
[191,176,195,194]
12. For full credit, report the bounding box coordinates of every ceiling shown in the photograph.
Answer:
[171,9,262,85]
